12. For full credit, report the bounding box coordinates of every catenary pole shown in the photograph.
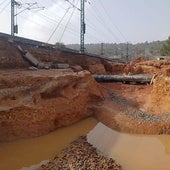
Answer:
[80,0,85,53]
[11,0,14,36]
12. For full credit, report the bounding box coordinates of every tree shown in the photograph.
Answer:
[161,36,170,56]
[55,42,65,49]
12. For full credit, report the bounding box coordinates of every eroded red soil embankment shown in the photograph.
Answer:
[0,40,107,74]
[96,70,170,135]
[1,38,170,141]
[0,69,105,141]
[147,72,170,115]
[1,69,170,141]
[124,56,170,75]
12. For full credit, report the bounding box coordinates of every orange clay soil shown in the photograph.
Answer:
[124,57,170,75]
[96,71,170,134]
[1,41,170,141]
[0,40,107,74]
[147,73,170,115]
[1,69,170,141]
[0,69,106,142]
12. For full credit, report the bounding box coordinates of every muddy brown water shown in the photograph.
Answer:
[1,119,170,170]
[88,123,170,170]
[0,118,98,170]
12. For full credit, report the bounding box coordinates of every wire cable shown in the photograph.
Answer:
[98,0,127,42]
[86,10,117,43]
[46,7,71,43]
[58,0,79,42]
[91,2,121,43]
[0,0,8,6]
[0,1,10,14]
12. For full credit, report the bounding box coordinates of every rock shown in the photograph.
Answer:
[38,136,122,170]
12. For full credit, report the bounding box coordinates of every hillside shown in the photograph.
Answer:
[67,40,165,60]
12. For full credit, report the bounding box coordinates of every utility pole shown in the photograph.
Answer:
[101,43,104,55]
[80,0,85,53]
[11,0,15,36]
[126,42,129,63]
[11,1,44,37]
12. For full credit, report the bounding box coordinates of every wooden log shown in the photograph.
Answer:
[92,74,153,84]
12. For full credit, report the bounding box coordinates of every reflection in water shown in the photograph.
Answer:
[0,118,98,170]
[157,135,170,154]
[2,119,170,170]
[87,123,170,170]
[19,160,49,170]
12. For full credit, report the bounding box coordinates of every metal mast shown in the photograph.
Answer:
[11,0,15,36]
[126,42,129,63]
[101,43,104,55]
[80,0,85,53]
[11,1,44,37]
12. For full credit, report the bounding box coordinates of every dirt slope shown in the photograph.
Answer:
[147,71,170,114]
[0,40,107,74]
[0,69,105,141]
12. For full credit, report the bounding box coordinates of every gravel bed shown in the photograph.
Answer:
[38,136,122,170]
[107,89,170,123]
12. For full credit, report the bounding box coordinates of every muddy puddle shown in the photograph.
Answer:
[87,123,170,170]
[0,118,98,170]
[1,120,170,170]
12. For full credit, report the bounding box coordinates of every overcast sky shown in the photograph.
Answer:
[0,0,170,44]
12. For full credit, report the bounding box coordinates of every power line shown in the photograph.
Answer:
[91,2,120,43]
[85,19,114,43]
[0,0,7,5]
[87,6,117,42]
[86,9,117,43]
[98,0,127,42]
[65,0,80,11]
[46,7,71,43]
[0,1,10,14]
[59,0,78,42]
[17,13,80,43]
[4,4,80,40]
[25,5,80,37]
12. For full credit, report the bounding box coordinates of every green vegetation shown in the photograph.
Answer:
[161,37,170,56]
[55,42,66,49]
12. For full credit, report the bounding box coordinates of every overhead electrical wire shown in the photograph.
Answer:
[91,2,121,43]
[58,0,79,42]
[46,7,71,43]
[24,3,80,37]
[0,0,127,45]
[98,0,127,42]
[86,8,117,42]
[20,14,79,38]
[0,0,7,6]
[0,1,10,14]
[85,9,117,43]
[85,19,114,43]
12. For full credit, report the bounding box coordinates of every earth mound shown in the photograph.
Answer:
[0,69,105,141]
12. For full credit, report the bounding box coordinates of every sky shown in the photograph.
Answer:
[0,0,170,45]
